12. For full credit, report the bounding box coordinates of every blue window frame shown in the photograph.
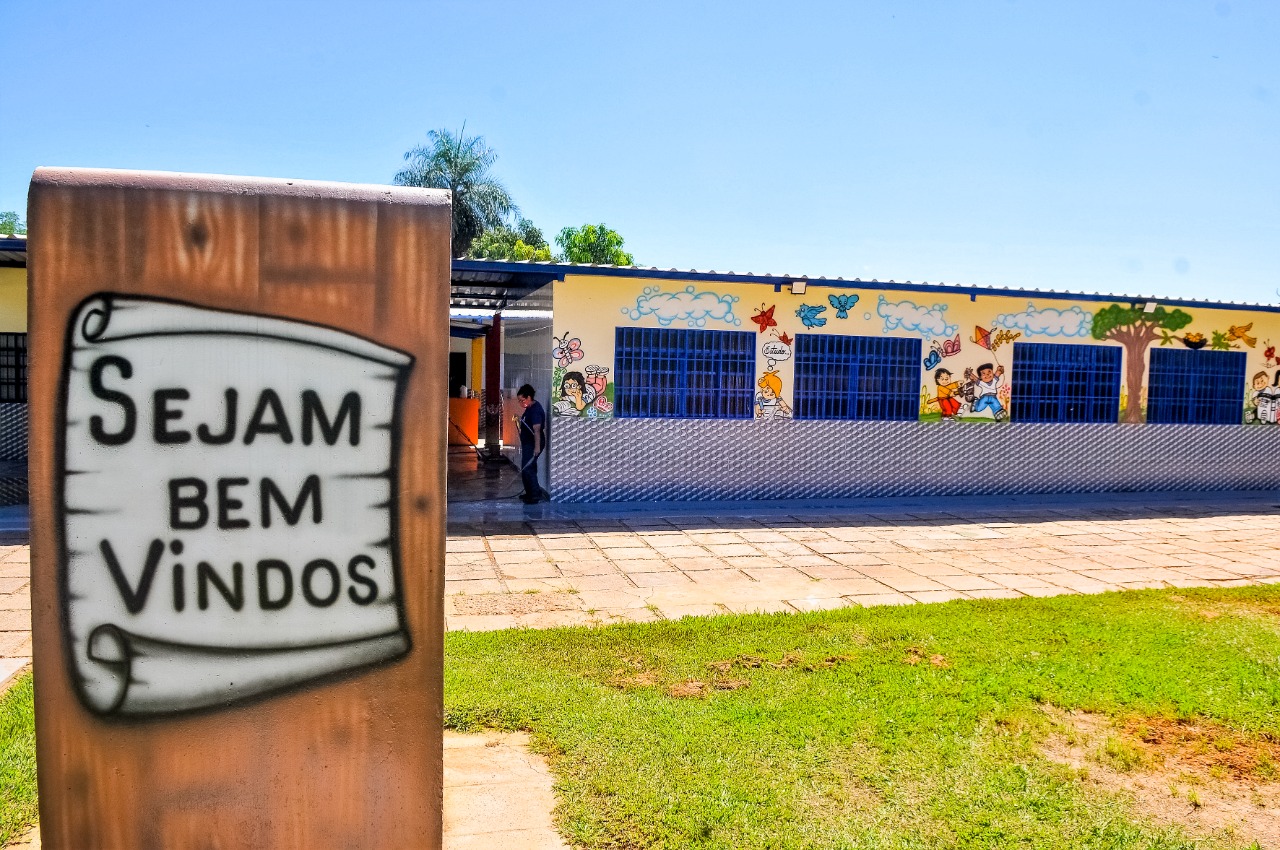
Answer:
[1010,342,1122,424]
[793,334,921,420]
[1146,348,1247,425]
[0,334,25,403]
[613,326,755,419]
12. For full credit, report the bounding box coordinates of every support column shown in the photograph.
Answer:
[469,335,484,398]
[482,312,503,461]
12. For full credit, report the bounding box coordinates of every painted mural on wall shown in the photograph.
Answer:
[1088,304,1192,422]
[558,274,1280,427]
[551,332,613,419]
[757,327,793,420]
[623,284,741,328]
[61,295,412,717]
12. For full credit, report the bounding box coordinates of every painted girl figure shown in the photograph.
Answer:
[755,371,793,420]
[584,365,614,415]
[552,370,590,416]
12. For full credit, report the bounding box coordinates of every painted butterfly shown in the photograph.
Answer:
[552,334,584,367]
[751,305,777,333]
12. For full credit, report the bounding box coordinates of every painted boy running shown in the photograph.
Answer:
[964,363,1007,421]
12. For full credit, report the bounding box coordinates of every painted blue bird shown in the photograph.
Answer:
[828,293,859,319]
[796,304,827,328]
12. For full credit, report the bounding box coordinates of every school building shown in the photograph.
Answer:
[5,233,1280,505]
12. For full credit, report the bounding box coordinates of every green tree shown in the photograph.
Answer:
[393,126,515,254]
[555,223,635,265]
[0,212,25,235]
[1091,304,1193,423]
[468,218,553,261]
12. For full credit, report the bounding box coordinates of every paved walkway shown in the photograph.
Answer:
[6,731,567,850]
[444,491,1280,631]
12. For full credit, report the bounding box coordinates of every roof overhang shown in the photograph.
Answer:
[0,236,26,268]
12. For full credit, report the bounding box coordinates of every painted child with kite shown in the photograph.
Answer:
[964,362,1007,420]
[962,325,1010,421]
[931,368,963,420]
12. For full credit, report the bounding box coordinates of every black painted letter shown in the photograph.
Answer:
[153,389,191,444]
[256,560,293,610]
[217,477,251,530]
[197,389,238,444]
[100,538,164,615]
[301,559,341,607]
[347,554,379,605]
[244,389,294,444]
[198,561,245,611]
[88,356,136,446]
[260,475,322,528]
[302,390,361,446]
[169,478,209,530]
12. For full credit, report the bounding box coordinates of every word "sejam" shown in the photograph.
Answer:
[88,355,361,447]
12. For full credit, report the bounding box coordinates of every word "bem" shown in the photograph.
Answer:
[88,355,362,447]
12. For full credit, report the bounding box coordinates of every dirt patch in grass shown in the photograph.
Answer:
[1043,706,1280,847]
[903,647,949,668]
[667,679,709,699]
[450,591,580,616]
[608,669,661,690]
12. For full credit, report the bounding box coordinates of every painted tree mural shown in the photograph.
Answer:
[1091,304,1193,423]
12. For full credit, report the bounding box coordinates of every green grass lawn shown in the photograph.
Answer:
[0,672,36,846]
[446,586,1280,849]
[2,586,1278,848]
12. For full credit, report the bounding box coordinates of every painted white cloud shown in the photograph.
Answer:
[994,303,1094,338]
[622,285,741,328]
[876,296,957,339]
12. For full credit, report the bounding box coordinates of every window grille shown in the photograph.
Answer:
[613,327,755,419]
[0,333,25,403]
[1146,348,1246,425]
[793,334,921,420]
[1010,342,1121,424]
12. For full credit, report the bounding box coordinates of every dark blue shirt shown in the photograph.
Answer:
[519,400,546,449]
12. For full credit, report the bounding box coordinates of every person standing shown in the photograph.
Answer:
[516,384,548,504]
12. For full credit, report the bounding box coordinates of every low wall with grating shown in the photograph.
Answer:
[550,419,1280,503]
[0,403,28,506]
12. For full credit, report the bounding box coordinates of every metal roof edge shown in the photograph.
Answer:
[450,259,1280,315]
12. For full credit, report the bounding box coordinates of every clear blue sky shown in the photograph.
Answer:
[3,1,1277,302]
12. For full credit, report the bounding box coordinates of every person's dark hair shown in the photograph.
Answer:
[977,363,994,374]
[560,371,586,398]
[934,368,951,382]
[1272,372,1280,388]
[517,384,536,399]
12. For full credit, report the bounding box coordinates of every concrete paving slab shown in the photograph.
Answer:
[7,490,1280,850]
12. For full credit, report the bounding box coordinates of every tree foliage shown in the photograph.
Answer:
[555,223,635,265]
[468,218,552,261]
[1091,304,1192,341]
[1091,303,1195,423]
[0,212,25,235]
[393,126,515,254]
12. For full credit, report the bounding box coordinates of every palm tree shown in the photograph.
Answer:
[393,125,516,255]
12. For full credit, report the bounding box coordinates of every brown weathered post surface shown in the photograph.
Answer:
[28,168,449,849]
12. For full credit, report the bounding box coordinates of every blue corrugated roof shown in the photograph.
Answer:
[452,258,1280,315]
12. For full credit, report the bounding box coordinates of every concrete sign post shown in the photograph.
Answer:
[27,168,450,849]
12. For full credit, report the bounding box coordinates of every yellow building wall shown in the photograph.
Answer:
[552,273,1280,424]
[0,268,27,332]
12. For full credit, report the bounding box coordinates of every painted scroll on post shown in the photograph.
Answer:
[60,295,413,718]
